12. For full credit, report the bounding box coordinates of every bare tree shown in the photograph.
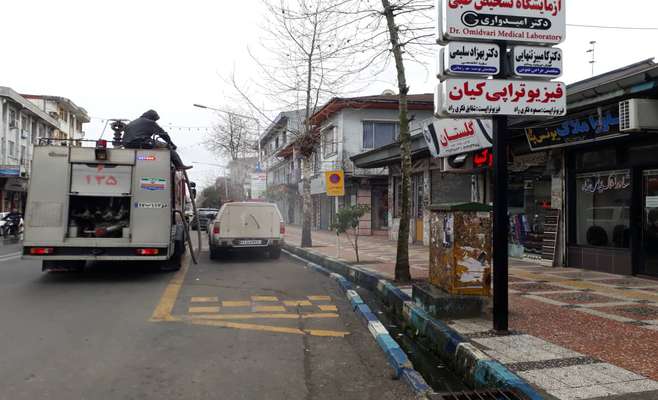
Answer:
[206,110,258,161]
[231,0,376,248]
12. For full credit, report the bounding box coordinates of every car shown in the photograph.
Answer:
[191,208,219,231]
[208,202,284,260]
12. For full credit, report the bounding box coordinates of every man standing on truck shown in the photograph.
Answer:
[122,110,192,170]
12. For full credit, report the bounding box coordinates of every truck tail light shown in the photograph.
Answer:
[95,140,108,160]
[213,224,220,235]
[280,222,285,235]
[136,248,159,256]
[30,247,54,255]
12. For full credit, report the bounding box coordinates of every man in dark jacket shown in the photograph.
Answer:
[123,110,191,170]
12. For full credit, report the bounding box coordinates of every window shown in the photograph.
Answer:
[575,170,631,248]
[363,121,399,150]
[322,127,336,157]
[20,145,26,162]
[9,141,15,157]
[313,150,321,175]
[9,110,17,127]
[22,116,29,132]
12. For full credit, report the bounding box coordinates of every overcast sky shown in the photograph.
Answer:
[1,0,657,185]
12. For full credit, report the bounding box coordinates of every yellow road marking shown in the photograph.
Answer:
[150,254,190,322]
[304,329,350,338]
[184,318,349,337]
[251,296,279,302]
[222,301,251,307]
[308,295,331,301]
[184,313,339,320]
[253,305,286,312]
[318,305,338,312]
[284,300,312,307]
[189,306,221,314]
[191,296,219,303]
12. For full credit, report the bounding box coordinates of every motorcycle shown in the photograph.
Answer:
[1,217,23,238]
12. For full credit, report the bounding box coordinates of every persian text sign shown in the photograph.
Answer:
[423,118,493,158]
[440,42,500,78]
[512,46,562,78]
[438,0,566,45]
[436,78,566,116]
[526,108,623,151]
[250,172,267,199]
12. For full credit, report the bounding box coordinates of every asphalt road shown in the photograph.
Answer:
[0,243,414,400]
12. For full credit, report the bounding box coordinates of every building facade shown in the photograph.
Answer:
[307,94,434,234]
[0,87,60,211]
[21,94,89,143]
[352,59,658,278]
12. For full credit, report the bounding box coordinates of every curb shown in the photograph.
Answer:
[283,244,545,400]
[284,250,432,397]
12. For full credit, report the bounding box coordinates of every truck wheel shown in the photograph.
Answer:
[160,253,182,272]
[269,246,281,260]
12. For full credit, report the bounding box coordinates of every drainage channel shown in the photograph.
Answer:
[355,287,468,393]
[356,287,530,400]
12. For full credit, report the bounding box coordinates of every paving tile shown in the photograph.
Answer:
[595,304,658,321]
[602,379,658,395]
[519,369,570,390]
[589,364,647,382]
[541,292,620,305]
[547,385,617,400]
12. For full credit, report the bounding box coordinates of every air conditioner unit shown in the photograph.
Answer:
[619,99,658,132]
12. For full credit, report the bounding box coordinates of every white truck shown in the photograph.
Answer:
[22,141,196,272]
[208,202,284,260]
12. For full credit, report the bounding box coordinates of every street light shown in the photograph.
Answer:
[193,161,229,200]
[193,103,262,168]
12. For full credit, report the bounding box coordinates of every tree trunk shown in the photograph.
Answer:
[301,155,313,248]
[382,0,412,283]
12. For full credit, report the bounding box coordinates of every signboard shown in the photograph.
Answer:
[70,164,132,196]
[511,46,562,78]
[438,0,566,45]
[436,79,566,117]
[423,118,493,158]
[0,165,20,177]
[525,108,623,151]
[250,172,267,199]
[4,178,27,192]
[439,42,500,78]
[324,170,345,197]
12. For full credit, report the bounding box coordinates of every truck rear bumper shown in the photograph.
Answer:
[22,246,170,261]
[211,238,283,248]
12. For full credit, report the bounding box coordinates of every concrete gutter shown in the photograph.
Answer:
[283,242,547,400]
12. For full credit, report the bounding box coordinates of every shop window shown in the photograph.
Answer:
[575,170,631,248]
[575,148,617,171]
[363,121,399,150]
[430,170,471,204]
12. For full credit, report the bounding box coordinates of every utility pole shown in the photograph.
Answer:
[586,41,597,77]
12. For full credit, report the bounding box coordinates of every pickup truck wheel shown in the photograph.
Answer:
[160,253,182,272]
[209,245,219,260]
[269,246,281,260]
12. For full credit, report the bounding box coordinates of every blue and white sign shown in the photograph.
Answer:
[512,46,562,79]
[440,42,500,79]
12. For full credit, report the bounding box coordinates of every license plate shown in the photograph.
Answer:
[239,240,262,245]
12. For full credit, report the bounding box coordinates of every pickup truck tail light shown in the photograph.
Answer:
[136,248,159,256]
[30,247,54,255]
[213,224,220,235]
[280,222,285,235]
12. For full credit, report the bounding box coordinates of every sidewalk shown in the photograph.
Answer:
[285,226,658,400]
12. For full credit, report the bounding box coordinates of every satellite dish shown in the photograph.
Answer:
[381,89,396,96]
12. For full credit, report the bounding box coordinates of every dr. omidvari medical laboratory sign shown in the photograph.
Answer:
[437,0,566,45]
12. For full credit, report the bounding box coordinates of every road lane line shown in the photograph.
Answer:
[283,300,312,306]
[184,313,339,320]
[191,296,219,303]
[189,306,221,314]
[222,301,252,307]
[318,305,338,312]
[253,305,286,312]
[184,318,350,337]
[307,295,331,301]
[149,254,190,322]
[251,296,279,302]
[0,252,22,262]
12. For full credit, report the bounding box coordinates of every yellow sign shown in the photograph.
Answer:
[325,170,345,197]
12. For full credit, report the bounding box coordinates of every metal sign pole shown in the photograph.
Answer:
[493,42,509,332]
[492,114,509,332]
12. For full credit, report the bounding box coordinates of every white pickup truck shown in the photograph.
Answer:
[208,202,284,260]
